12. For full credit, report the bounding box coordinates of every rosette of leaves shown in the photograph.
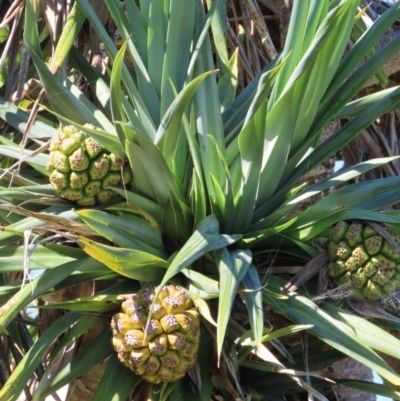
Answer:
[3,1,400,401]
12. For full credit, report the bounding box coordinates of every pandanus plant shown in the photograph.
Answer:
[2,0,400,400]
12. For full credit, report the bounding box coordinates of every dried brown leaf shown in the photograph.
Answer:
[0,204,97,237]
[282,252,329,295]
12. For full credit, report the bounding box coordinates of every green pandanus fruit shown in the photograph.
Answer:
[328,222,400,300]
[47,124,132,206]
[111,285,200,383]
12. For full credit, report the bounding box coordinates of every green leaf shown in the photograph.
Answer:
[109,189,162,227]
[320,2,400,116]
[182,268,220,296]
[285,86,400,195]
[251,157,399,230]
[207,136,233,228]
[31,314,106,401]
[147,0,168,98]
[285,177,400,240]
[77,209,167,258]
[222,56,279,143]
[335,88,400,119]
[0,26,8,43]
[92,354,142,401]
[0,145,48,169]
[0,244,76,272]
[186,0,221,82]
[156,71,213,164]
[168,327,213,400]
[0,259,84,334]
[215,248,252,360]
[126,137,183,205]
[235,98,267,231]
[237,324,313,363]
[68,46,113,113]
[125,143,157,202]
[287,208,400,242]
[270,0,315,102]
[40,327,113,397]
[110,39,134,145]
[24,1,112,129]
[210,172,234,233]
[49,1,87,73]
[315,30,400,137]
[159,0,195,117]
[38,294,122,312]
[205,0,227,68]
[150,216,241,312]
[78,237,168,281]
[290,157,399,207]
[332,379,400,400]
[158,382,178,401]
[263,275,400,386]
[181,115,207,225]
[259,1,358,208]
[351,14,387,87]
[193,9,227,198]
[50,315,106,358]
[218,48,238,111]
[161,191,194,247]
[0,185,55,203]
[0,312,82,401]
[76,0,157,138]
[125,1,148,64]
[106,0,160,125]
[241,264,264,348]
[0,100,57,139]
[225,55,288,165]
[323,303,400,360]
[161,216,239,284]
